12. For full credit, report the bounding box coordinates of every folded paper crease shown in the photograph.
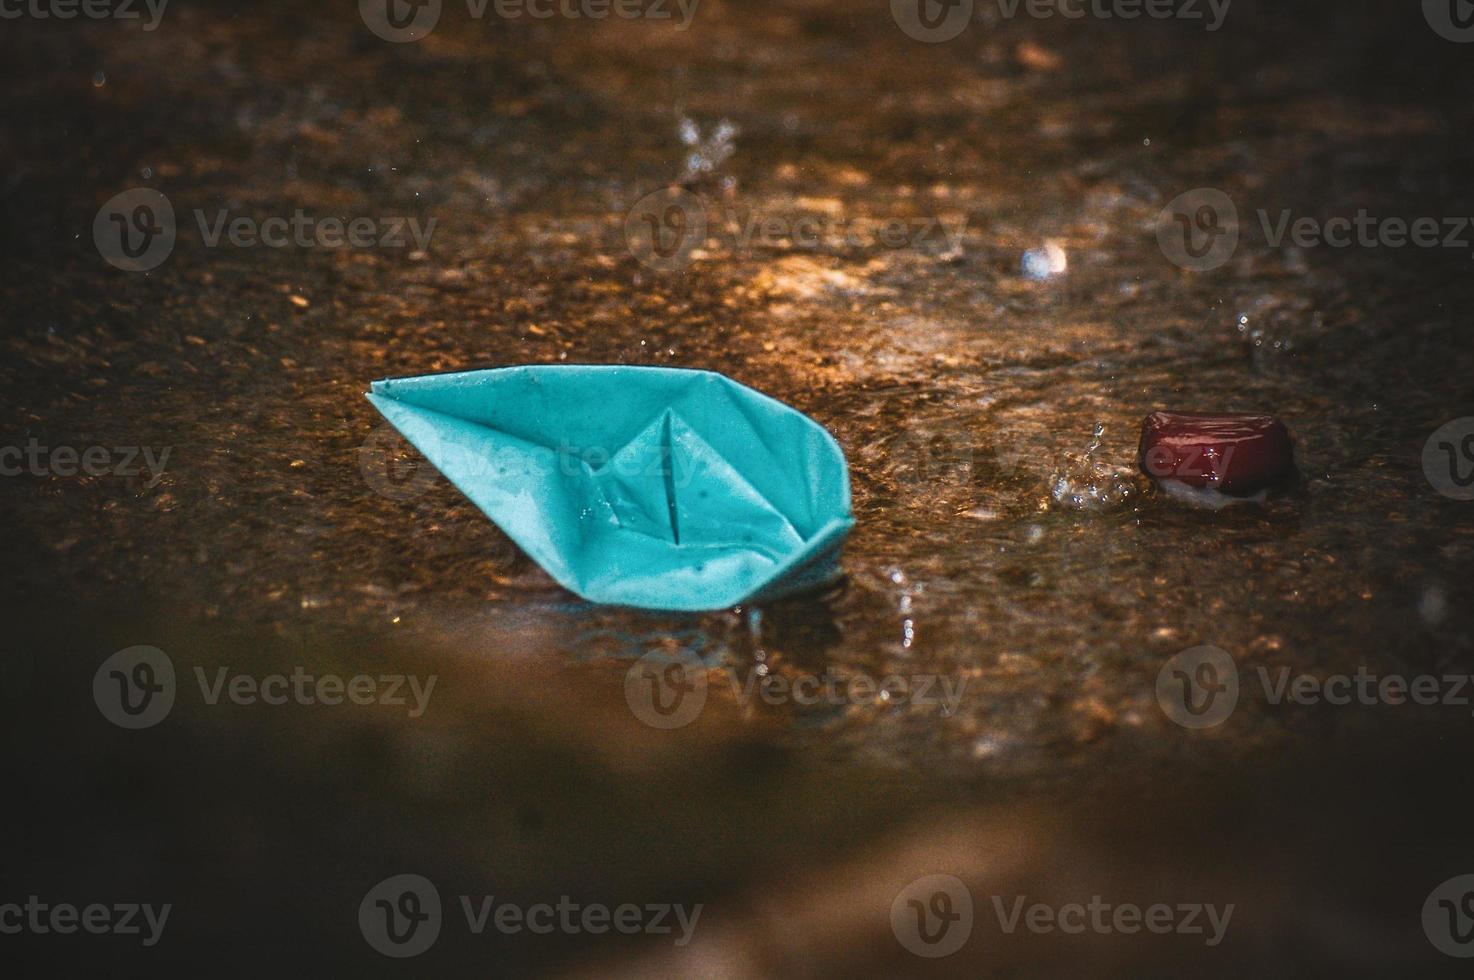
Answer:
[366,365,853,610]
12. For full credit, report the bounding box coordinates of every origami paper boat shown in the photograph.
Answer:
[366,365,854,611]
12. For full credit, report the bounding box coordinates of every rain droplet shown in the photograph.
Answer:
[1021,240,1068,280]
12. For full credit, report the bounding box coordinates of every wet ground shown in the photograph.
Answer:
[3,0,1474,975]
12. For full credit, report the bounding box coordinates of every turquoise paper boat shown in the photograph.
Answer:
[366,365,854,611]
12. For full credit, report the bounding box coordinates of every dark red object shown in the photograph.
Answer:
[1138,412,1295,496]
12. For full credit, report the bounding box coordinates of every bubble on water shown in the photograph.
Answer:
[1021,240,1067,280]
[1234,295,1305,362]
[1047,422,1140,511]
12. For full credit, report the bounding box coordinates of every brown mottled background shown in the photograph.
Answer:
[2,0,1473,975]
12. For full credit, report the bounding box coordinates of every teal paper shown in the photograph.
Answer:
[366,365,854,611]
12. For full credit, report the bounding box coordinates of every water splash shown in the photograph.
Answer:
[679,117,739,185]
[888,567,920,651]
[1048,423,1140,511]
